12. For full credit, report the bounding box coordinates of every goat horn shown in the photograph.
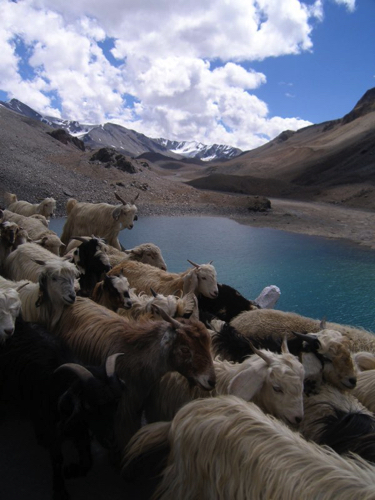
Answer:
[16,282,30,292]
[247,340,273,365]
[292,331,321,349]
[152,305,182,329]
[320,316,327,329]
[114,192,127,205]
[105,353,124,379]
[131,192,139,204]
[280,336,290,354]
[54,363,94,382]
[187,259,200,268]
[71,236,88,243]
[150,288,158,297]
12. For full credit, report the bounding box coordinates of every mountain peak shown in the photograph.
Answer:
[342,86,375,124]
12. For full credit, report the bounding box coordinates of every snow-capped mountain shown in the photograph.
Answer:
[0,98,242,161]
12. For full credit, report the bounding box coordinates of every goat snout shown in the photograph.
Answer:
[66,293,76,304]
[342,377,357,389]
[4,328,14,337]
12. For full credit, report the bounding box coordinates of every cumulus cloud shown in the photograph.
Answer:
[0,0,355,149]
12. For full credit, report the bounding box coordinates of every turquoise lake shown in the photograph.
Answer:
[50,216,375,332]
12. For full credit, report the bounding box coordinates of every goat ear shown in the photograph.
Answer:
[112,206,122,221]
[320,316,327,329]
[183,269,198,295]
[228,365,267,401]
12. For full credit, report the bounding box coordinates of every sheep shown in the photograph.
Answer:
[117,289,197,321]
[67,236,111,297]
[300,383,375,463]
[124,395,375,500]
[210,319,357,395]
[108,259,219,300]
[60,193,139,250]
[0,316,124,500]
[52,297,216,450]
[230,308,375,354]
[144,337,305,427]
[91,272,132,311]
[0,260,79,330]
[5,192,56,219]
[2,209,64,255]
[64,239,167,270]
[0,287,22,343]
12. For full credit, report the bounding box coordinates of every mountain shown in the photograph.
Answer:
[186,87,375,210]
[0,98,242,162]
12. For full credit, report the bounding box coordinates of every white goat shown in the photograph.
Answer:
[2,209,64,255]
[0,260,78,330]
[4,242,66,282]
[109,259,219,299]
[352,369,375,413]
[118,289,197,321]
[60,193,138,250]
[5,193,56,219]
[354,351,375,371]
[144,338,305,426]
[124,395,375,500]
[0,287,22,343]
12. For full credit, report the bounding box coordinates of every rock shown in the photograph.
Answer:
[247,196,271,212]
[47,129,85,151]
[90,148,137,173]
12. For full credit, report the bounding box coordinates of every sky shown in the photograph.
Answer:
[0,0,374,151]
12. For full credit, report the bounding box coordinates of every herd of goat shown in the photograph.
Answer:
[2,191,375,499]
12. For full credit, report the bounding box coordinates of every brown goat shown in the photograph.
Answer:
[53,297,216,451]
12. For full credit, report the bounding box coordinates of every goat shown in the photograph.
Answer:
[352,369,375,413]
[117,289,197,321]
[108,259,218,299]
[67,236,111,297]
[0,260,79,331]
[354,351,375,371]
[60,193,138,250]
[230,308,375,354]
[0,220,25,274]
[144,338,304,427]
[2,209,64,255]
[52,297,216,450]
[0,317,124,500]
[5,192,56,219]
[64,239,167,270]
[198,283,259,323]
[0,287,22,343]
[4,242,67,282]
[91,273,132,311]
[300,383,375,463]
[210,320,357,395]
[124,395,375,500]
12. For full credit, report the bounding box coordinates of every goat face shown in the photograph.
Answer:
[316,330,357,389]
[39,198,56,219]
[0,290,21,342]
[112,204,138,230]
[129,244,167,270]
[105,275,132,310]
[263,356,305,426]
[196,264,219,299]
[40,262,78,306]
[167,318,216,391]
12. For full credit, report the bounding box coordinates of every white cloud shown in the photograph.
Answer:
[333,0,356,13]
[0,0,354,149]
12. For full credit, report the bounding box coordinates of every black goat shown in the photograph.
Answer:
[0,317,124,500]
[198,283,259,323]
[70,236,111,297]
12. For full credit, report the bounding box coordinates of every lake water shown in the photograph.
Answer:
[50,216,375,332]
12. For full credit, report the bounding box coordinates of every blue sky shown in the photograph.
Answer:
[0,0,373,150]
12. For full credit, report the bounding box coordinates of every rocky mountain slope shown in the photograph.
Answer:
[186,88,375,210]
[0,99,242,162]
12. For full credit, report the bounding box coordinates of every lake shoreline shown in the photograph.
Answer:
[135,197,375,252]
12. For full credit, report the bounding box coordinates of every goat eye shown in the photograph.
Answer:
[201,277,206,281]
[180,346,190,354]
[273,386,283,393]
